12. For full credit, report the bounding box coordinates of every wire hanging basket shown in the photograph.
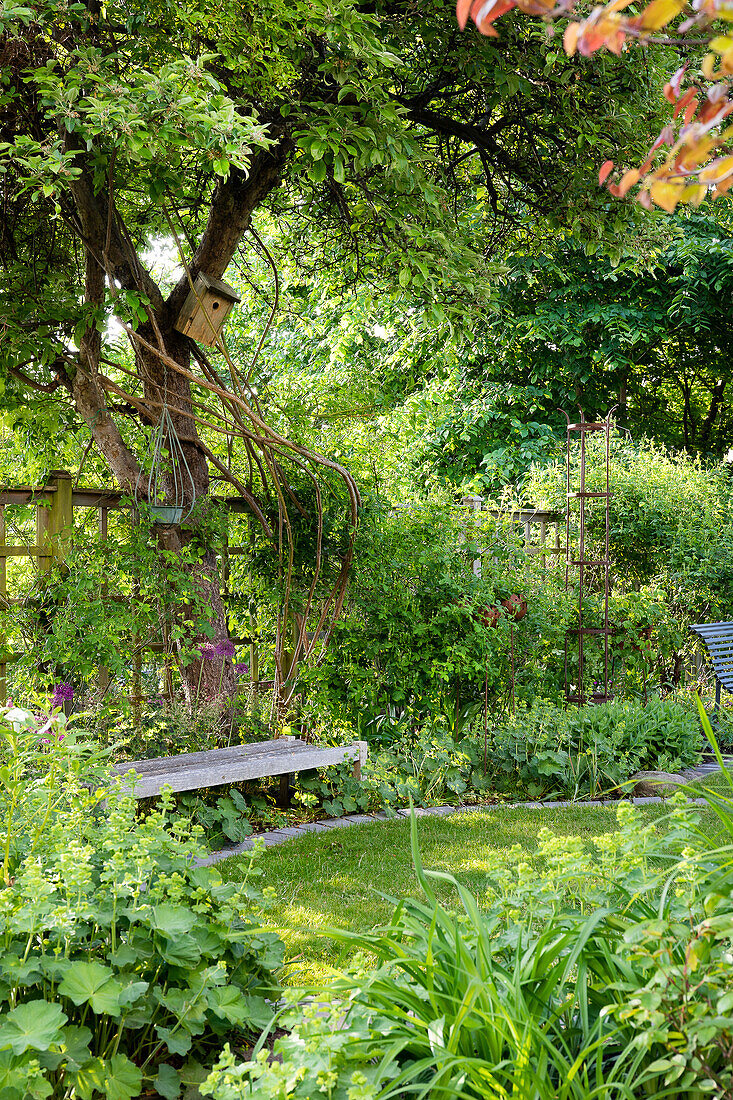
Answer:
[136,406,196,527]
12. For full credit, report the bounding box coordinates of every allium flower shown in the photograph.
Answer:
[199,642,216,660]
[234,662,250,676]
[51,683,74,706]
[214,640,236,658]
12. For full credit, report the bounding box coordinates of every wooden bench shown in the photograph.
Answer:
[111,737,368,803]
[690,620,733,710]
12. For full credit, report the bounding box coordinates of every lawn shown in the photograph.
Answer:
[218,782,728,984]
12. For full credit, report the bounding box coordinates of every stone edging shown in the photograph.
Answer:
[199,793,715,867]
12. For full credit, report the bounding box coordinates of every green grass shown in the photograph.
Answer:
[686,768,733,793]
[218,792,726,985]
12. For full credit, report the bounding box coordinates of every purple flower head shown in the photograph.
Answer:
[40,731,65,746]
[234,662,250,676]
[51,683,74,706]
[199,642,216,661]
[214,640,236,658]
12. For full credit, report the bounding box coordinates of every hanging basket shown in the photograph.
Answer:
[135,406,196,526]
[148,504,184,527]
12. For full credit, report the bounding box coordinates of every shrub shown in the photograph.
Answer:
[203,727,733,1100]
[471,696,702,799]
[0,705,283,1099]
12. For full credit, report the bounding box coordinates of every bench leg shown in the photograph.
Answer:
[277,772,292,808]
[352,740,367,781]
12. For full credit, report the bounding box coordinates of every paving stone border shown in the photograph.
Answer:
[200,762,727,867]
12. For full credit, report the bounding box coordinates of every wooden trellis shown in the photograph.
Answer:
[0,470,257,704]
[0,477,565,703]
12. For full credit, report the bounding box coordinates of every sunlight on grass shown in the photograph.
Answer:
[218,799,724,985]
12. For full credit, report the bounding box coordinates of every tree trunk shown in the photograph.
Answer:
[136,327,237,707]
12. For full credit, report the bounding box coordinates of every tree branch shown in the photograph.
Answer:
[165,139,292,326]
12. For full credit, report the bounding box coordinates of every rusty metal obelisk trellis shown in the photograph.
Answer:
[562,409,615,706]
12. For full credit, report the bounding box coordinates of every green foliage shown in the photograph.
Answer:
[4,507,220,699]
[416,383,560,494]
[527,436,733,619]
[177,789,254,848]
[295,724,473,817]
[419,214,733,477]
[203,748,733,1100]
[300,498,576,728]
[0,704,283,1098]
[476,696,702,800]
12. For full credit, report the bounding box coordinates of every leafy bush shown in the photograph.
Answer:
[0,705,283,1099]
[295,724,473,817]
[473,696,702,799]
[203,727,733,1100]
[3,508,222,701]
[526,437,733,620]
[300,497,580,731]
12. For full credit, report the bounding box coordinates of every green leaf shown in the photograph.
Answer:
[156,935,202,968]
[71,1055,142,1100]
[155,1026,192,1057]
[154,1064,181,1100]
[206,987,250,1026]
[60,1025,93,1070]
[105,1055,143,1100]
[58,961,123,1015]
[309,159,327,184]
[151,904,197,936]
[0,1001,67,1055]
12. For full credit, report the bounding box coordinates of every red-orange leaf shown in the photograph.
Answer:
[683,97,699,125]
[673,87,697,118]
[630,0,686,31]
[470,0,517,34]
[456,0,473,30]
[598,159,614,185]
[617,168,640,196]
[564,21,580,55]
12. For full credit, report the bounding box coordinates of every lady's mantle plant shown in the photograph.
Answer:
[0,704,283,1100]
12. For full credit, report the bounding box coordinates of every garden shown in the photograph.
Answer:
[5,0,733,1094]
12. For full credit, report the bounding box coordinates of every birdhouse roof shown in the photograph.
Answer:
[196,272,242,303]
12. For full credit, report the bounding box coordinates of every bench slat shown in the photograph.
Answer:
[111,738,368,798]
[690,621,733,700]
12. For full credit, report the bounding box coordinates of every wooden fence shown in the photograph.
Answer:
[459,495,564,575]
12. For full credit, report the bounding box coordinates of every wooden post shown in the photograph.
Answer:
[461,494,484,577]
[248,518,259,685]
[36,470,73,573]
[249,595,259,686]
[50,471,72,561]
[36,486,53,577]
[277,772,292,807]
[132,508,142,726]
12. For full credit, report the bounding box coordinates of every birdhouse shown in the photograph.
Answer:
[173,273,241,347]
